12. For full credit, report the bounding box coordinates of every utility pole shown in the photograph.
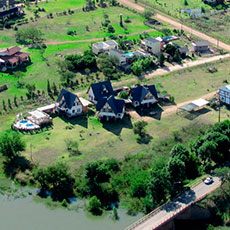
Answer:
[218,91,221,123]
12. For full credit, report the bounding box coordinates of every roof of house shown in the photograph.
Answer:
[110,48,125,55]
[93,40,118,50]
[146,37,161,43]
[179,46,189,53]
[193,40,209,47]
[130,84,158,103]
[57,88,80,109]
[0,6,19,17]
[220,85,230,91]
[96,96,124,114]
[0,0,16,8]
[0,46,21,55]
[89,80,114,101]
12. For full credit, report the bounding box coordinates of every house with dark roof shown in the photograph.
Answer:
[0,46,30,70]
[87,80,114,104]
[56,89,86,117]
[192,40,210,53]
[129,84,158,107]
[96,96,125,120]
[0,0,21,19]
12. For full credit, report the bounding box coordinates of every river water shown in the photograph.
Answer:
[0,191,142,230]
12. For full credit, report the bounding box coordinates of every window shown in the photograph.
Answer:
[77,109,81,112]
[73,103,75,106]
[72,110,75,113]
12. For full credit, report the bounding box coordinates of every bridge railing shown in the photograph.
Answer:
[125,181,221,230]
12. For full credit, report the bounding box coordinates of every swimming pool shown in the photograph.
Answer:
[126,52,133,56]
[20,120,28,124]
[26,124,34,127]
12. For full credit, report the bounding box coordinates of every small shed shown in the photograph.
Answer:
[177,98,209,114]
[79,97,93,112]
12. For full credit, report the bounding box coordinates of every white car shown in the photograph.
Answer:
[204,177,214,185]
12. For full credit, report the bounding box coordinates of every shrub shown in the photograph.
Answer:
[88,196,102,215]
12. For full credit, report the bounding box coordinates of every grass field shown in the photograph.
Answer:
[1,58,230,169]
[187,11,230,44]
[133,0,212,17]
[0,6,158,45]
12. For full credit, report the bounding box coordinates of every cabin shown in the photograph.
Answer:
[219,85,230,105]
[92,40,118,55]
[130,84,158,107]
[87,80,114,105]
[0,0,21,20]
[192,40,210,53]
[56,89,86,117]
[0,46,30,70]
[144,37,161,55]
[96,96,125,120]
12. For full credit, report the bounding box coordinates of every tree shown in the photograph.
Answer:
[119,91,129,99]
[47,80,52,95]
[15,27,44,46]
[107,25,115,33]
[159,53,165,67]
[170,144,199,179]
[133,121,148,138]
[168,157,186,183]
[143,9,154,20]
[148,158,171,205]
[113,207,119,220]
[14,95,18,107]
[33,162,75,201]
[184,0,188,6]
[0,131,26,162]
[88,196,102,215]
[8,98,12,109]
[2,99,7,111]
[197,141,217,165]
[131,60,143,76]
[174,49,182,63]
[52,82,59,96]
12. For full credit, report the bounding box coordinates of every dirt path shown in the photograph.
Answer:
[118,0,230,51]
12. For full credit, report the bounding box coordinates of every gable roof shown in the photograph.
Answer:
[220,85,230,92]
[130,85,158,103]
[89,80,114,101]
[96,96,124,114]
[193,40,209,47]
[57,88,80,109]
[146,37,161,43]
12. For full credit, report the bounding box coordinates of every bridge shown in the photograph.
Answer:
[125,177,221,230]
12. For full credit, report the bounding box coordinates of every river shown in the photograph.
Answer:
[0,190,142,230]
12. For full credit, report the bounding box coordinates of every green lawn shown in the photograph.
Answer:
[1,57,230,169]
[32,0,85,13]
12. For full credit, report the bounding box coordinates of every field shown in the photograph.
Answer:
[1,58,230,169]
[0,6,160,45]
[132,0,212,17]
[187,11,230,44]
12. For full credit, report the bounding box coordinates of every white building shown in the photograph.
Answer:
[130,84,158,107]
[109,48,127,66]
[96,96,125,120]
[87,80,114,105]
[56,89,85,117]
[219,85,230,105]
[145,37,161,56]
[92,40,118,55]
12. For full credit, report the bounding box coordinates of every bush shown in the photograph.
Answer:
[88,196,102,215]
[119,91,129,99]
[65,139,80,156]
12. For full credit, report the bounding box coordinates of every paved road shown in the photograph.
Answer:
[118,0,230,51]
[125,177,221,230]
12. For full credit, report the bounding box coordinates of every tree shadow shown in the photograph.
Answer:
[3,156,33,179]
[102,115,133,136]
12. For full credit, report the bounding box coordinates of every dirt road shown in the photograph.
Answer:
[118,0,230,51]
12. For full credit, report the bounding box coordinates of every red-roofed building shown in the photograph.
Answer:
[0,46,30,70]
